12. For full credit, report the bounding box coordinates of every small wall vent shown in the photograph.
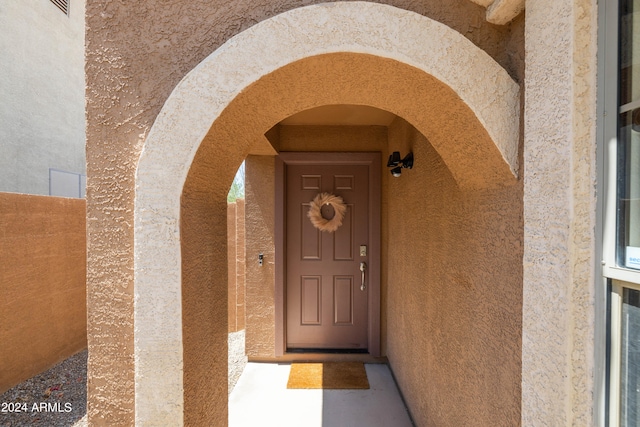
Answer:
[50,0,69,15]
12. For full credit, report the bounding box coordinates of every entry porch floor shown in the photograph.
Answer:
[229,362,414,426]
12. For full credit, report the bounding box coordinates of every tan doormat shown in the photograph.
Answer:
[286,362,370,389]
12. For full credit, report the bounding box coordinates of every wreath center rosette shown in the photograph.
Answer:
[307,192,347,233]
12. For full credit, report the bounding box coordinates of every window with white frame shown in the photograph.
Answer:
[618,0,640,270]
[604,1,640,426]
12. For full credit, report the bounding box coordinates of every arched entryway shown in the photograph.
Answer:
[134,2,519,424]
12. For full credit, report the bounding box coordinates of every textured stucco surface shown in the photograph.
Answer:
[385,118,522,426]
[86,1,524,425]
[245,156,277,358]
[522,0,597,425]
[180,189,229,426]
[0,193,87,394]
[0,0,86,195]
[83,0,602,423]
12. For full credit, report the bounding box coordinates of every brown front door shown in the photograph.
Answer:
[283,153,378,351]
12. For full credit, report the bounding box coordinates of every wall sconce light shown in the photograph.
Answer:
[387,152,413,177]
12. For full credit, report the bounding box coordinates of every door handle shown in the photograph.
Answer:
[360,261,367,291]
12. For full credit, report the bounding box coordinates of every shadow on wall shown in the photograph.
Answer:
[384,118,523,426]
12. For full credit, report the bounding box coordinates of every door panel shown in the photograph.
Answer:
[333,205,354,260]
[286,162,370,350]
[334,276,354,325]
[300,276,321,325]
[301,205,321,260]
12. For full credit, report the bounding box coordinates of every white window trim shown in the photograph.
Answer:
[609,282,623,426]
[600,1,640,426]
[602,0,621,275]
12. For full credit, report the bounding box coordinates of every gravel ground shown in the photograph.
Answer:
[1,331,247,426]
[0,350,87,427]
[228,330,248,394]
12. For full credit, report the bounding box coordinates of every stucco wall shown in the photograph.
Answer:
[180,185,229,425]
[0,0,86,195]
[522,0,597,424]
[245,156,277,358]
[86,1,524,424]
[84,0,602,423]
[385,118,523,426]
[0,192,87,394]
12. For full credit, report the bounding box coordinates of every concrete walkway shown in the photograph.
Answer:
[229,363,414,427]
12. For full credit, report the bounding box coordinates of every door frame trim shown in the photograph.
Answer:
[275,152,381,357]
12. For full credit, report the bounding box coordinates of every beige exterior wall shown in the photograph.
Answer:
[0,193,87,394]
[180,186,229,425]
[87,1,517,425]
[522,0,598,424]
[0,0,86,195]
[77,0,608,425]
[245,156,277,358]
[385,118,522,425]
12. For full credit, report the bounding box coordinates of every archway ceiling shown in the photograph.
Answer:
[279,105,397,126]
[469,0,525,25]
[200,52,517,190]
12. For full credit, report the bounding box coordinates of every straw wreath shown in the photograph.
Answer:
[307,192,346,233]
